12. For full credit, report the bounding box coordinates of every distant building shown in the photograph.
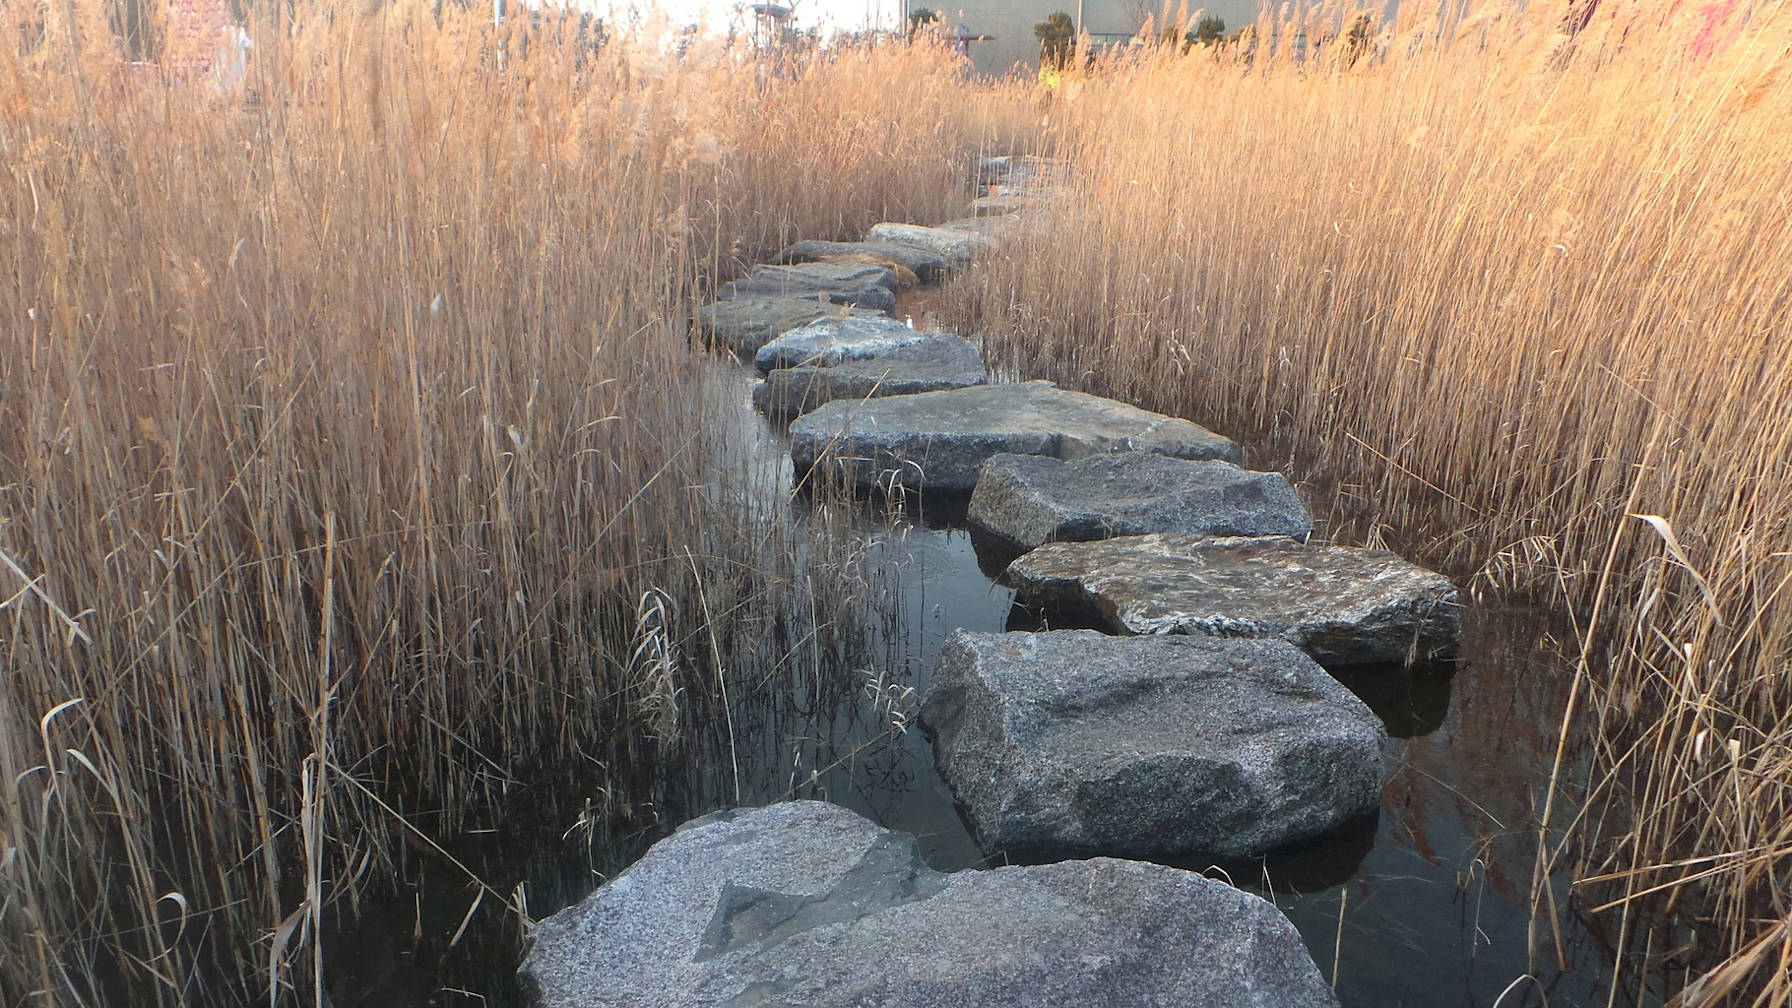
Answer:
[936,0,1263,76]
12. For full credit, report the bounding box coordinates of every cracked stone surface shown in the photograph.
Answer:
[1006,533,1461,666]
[788,381,1242,494]
[754,316,942,374]
[921,630,1387,859]
[967,452,1312,550]
[519,800,1340,1008]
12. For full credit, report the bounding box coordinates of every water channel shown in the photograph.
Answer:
[336,322,1653,1008]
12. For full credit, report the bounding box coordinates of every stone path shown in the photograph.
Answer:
[525,153,1461,1006]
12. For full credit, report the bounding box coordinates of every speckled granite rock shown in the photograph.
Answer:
[519,801,1340,1008]
[967,453,1311,549]
[788,381,1242,494]
[694,298,889,358]
[1006,533,1460,666]
[777,239,955,285]
[754,315,939,374]
[921,630,1386,858]
[753,336,987,420]
[865,222,996,268]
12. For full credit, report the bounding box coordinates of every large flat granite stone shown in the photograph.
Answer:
[754,315,938,374]
[968,453,1312,549]
[1006,533,1460,666]
[921,631,1386,859]
[754,336,987,420]
[519,800,1340,1008]
[788,381,1242,494]
[695,298,889,358]
[718,262,899,307]
[778,239,954,284]
[865,222,995,268]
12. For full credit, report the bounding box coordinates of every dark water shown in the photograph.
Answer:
[333,353,1651,1008]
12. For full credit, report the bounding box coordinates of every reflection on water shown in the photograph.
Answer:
[336,357,1650,1008]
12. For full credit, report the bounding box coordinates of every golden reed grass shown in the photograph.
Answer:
[0,5,1028,1003]
[953,1,1792,1002]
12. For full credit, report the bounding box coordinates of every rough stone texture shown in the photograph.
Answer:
[519,800,1340,1008]
[753,336,987,420]
[865,222,996,268]
[1006,533,1461,666]
[715,263,898,315]
[921,631,1386,859]
[969,194,1040,216]
[939,216,1017,239]
[695,298,889,358]
[778,239,954,285]
[977,155,1073,190]
[754,315,938,374]
[720,261,897,297]
[968,453,1312,550]
[788,381,1243,494]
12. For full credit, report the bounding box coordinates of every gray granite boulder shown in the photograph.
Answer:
[865,222,996,268]
[519,800,1340,1008]
[754,336,987,420]
[695,298,889,358]
[754,315,938,374]
[778,239,954,284]
[716,263,898,315]
[969,194,1040,216]
[1006,533,1460,666]
[922,631,1386,858]
[968,453,1312,549]
[789,381,1242,494]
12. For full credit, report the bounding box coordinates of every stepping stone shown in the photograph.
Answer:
[968,453,1312,549]
[788,381,1242,494]
[695,298,888,358]
[977,155,1073,189]
[921,630,1386,859]
[865,222,996,268]
[938,216,1017,239]
[717,262,897,315]
[1006,533,1460,666]
[520,800,1342,1008]
[778,239,953,284]
[969,193,1040,216]
[754,315,939,374]
[753,336,987,420]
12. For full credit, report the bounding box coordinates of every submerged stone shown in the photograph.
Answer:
[788,381,1242,494]
[1005,533,1460,666]
[519,800,1341,1008]
[778,239,954,285]
[694,298,889,358]
[753,336,987,420]
[968,452,1312,549]
[921,630,1386,859]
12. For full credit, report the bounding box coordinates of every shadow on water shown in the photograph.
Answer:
[333,354,1656,1008]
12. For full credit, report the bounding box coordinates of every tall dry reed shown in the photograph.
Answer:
[0,5,1026,1003]
[955,1,1792,1001]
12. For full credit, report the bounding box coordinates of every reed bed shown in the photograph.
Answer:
[0,6,1027,1004]
[954,2,1792,1001]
